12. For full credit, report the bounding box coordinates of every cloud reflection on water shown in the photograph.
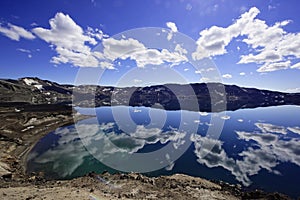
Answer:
[28,118,300,187]
[28,120,186,177]
[192,121,300,186]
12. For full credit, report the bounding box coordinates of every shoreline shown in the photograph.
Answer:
[0,104,92,181]
[20,112,93,178]
[0,104,292,199]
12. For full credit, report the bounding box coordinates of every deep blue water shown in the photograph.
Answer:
[27,105,300,198]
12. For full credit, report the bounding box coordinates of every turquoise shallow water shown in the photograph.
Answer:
[27,105,300,198]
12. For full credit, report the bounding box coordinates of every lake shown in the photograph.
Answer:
[27,105,300,198]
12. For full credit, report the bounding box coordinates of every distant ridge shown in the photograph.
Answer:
[1,77,300,112]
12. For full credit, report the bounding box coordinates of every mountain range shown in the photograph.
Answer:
[1,77,300,112]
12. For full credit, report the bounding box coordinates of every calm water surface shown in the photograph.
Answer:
[27,105,300,198]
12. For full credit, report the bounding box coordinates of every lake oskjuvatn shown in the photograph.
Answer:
[27,105,300,198]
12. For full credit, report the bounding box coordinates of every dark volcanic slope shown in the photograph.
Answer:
[0,77,72,105]
[1,77,300,112]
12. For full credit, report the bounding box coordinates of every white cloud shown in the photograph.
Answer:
[257,61,290,72]
[200,77,210,82]
[86,26,109,40]
[195,69,204,74]
[17,48,33,58]
[166,22,178,32]
[239,50,282,64]
[28,13,159,69]
[206,67,215,72]
[51,46,99,67]
[290,62,300,69]
[192,7,260,61]
[99,61,114,69]
[133,79,143,83]
[17,48,31,53]
[166,22,178,40]
[239,72,246,76]
[132,48,188,68]
[286,87,300,93]
[238,14,300,72]
[101,37,187,68]
[0,23,35,41]
[192,7,300,73]
[194,68,215,74]
[33,13,97,50]
[102,38,146,61]
[32,12,102,67]
[222,74,232,79]
[175,44,187,55]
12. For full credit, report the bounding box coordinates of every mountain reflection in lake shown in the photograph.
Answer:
[27,105,300,198]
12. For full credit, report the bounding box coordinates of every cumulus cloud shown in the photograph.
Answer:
[86,26,108,40]
[166,22,178,40]
[175,44,187,55]
[239,51,282,64]
[290,62,300,69]
[32,12,101,67]
[51,46,99,67]
[192,7,260,60]
[0,23,35,41]
[33,13,97,50]
[257,61,290,72]
[101,37,187,68]
[222,74,232,79]
[31,13,186,68]
[102,38,145,61]
[99,61,115,69]
[192,7,300,73]
[239,72,246,76]
[166,22,178,32]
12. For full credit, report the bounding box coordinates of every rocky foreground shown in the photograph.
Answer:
[0,104,292,200]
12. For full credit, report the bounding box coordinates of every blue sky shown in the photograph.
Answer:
[0,0,300,92]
